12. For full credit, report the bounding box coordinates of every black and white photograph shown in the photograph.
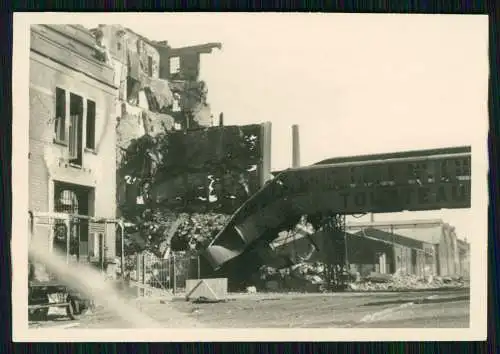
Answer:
[12,13,488,341]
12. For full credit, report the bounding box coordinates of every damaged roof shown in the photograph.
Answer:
[165,42,222,56]
[353,227,426,250]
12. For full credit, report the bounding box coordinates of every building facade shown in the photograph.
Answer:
[29,25,118,269]
[347,219,469,277]
[346,227,434,277]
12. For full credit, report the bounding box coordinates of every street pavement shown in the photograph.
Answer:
[29,288,469,329]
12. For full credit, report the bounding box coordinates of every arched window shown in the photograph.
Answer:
[53,189,79,255]
[55,189,79,214]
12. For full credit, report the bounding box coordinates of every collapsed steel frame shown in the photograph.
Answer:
[201,146,472,290]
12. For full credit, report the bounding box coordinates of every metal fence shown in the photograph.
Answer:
[29,211,120,276]
[126,251,201,297]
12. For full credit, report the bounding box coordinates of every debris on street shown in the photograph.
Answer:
[348,273,468,292]
[255,264,468,293]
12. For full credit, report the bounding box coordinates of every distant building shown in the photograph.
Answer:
[29,25,118,272]
[347,227,435,277]
[268,218,469,279]
[457,238,470,279]
[347,219,470,278]
[271,226,435,277]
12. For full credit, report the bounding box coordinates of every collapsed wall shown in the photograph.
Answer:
[90,25,222,214]
[92,26,257,261]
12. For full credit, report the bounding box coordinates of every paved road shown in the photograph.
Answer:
[29,288,469,329]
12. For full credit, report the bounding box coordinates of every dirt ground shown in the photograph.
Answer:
[169,289,470,328]
[44,288,469,329]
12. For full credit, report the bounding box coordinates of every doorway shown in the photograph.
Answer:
[53,181,94,261]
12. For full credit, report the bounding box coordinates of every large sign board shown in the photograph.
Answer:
[277,146,471,213]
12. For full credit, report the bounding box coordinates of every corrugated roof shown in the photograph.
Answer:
[315,146,471,166]
[391,227,443,244]
[347,220,446,244]
[354,227,426,250]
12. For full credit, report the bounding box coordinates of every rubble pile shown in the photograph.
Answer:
[256,264,468,293]
[170,212,231,250]
[120,206,231,256]
[256,263,329,293]
[348,272,468,292]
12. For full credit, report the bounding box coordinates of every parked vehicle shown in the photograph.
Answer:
[28,211,122,321]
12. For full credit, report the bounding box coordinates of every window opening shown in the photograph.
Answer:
[86,99,96,150]
[147,55,153,77]
[54,87,66,142]
[170,57,180,75]
[69,93,84,166]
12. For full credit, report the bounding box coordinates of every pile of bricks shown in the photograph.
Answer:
[348,273,467,292]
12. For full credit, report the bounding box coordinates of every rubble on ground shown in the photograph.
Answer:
[255,264,468,292]
[347,272,467,292]
[256,263,332,293]
[246,286,257,294]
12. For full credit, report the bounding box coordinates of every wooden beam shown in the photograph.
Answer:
[167,43,222,56]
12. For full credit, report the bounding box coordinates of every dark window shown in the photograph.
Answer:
[55,87,66,142]
[127,77,141,104]
[117,41,122,50]
[86,99,96,150]
[148,56,153,77]
[69,93,84,166]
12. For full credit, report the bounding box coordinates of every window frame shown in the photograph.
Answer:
[169,56,180,75]
[68,92,85,167]
[53,87,68,145]
[53,86,97,166]
[85,99,97,151]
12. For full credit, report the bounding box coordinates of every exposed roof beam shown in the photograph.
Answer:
[165,42,222,56]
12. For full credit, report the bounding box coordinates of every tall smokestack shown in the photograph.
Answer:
[292,124,300,168]
[259,122,272,187]
[219,112,224,127]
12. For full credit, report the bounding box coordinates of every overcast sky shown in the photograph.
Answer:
[56,14,489,241]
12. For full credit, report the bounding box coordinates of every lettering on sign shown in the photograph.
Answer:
[290,182,470,213]
[336,183,470,211]
[278,154,471,213]
[284,156,471,191]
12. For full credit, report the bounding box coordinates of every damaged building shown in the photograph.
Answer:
[29,25,120,274]
[268,218,470,279]
[270,226,433,278]
[346,219,470,278]
[90,25,222,213]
